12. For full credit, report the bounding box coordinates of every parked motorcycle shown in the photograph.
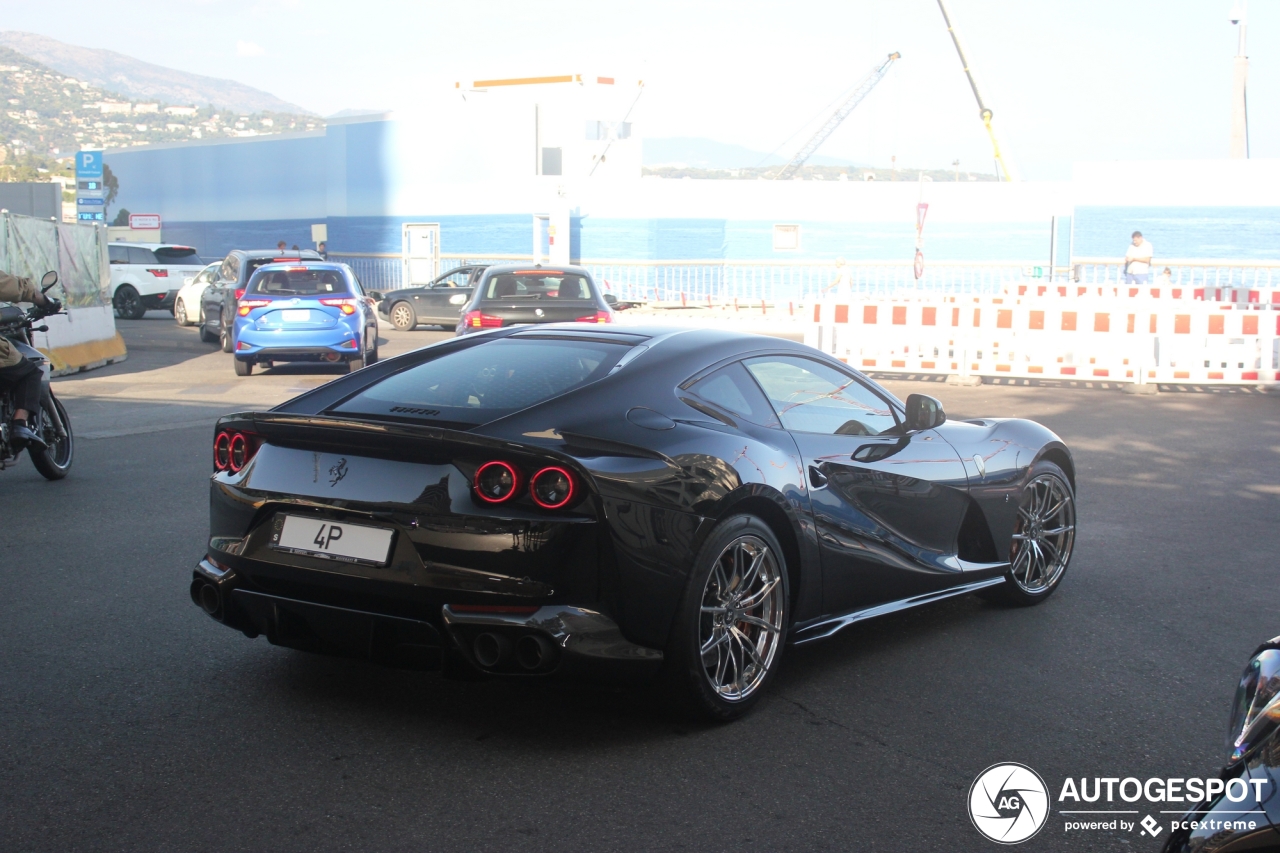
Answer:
[0,271,73,479]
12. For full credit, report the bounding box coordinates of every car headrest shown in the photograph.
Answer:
[492,276,518,298]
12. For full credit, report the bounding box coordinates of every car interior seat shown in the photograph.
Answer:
[558,278,585,299]
[492,276,518,298]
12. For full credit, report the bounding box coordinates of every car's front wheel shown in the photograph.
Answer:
[389,301,416,331]
[113,285,145,320]
[983,459,1076,606]
[667,514,789,721]
[174,298,189,326]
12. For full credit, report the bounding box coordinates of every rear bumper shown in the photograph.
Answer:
[191,558,663,680]
[233,327,361,360]
[142,290,176,310]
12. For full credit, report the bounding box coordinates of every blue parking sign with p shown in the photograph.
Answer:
[76,150,103,179]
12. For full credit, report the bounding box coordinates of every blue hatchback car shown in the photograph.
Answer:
[231,262,378,376]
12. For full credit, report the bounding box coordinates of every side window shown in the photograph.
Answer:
[108,245,129,264]
[350,275,364,296]
[434,269,470,288]
[219,256,240,283]
[744,356,899,436]
[683,362,779,428]
[128,246,158,265]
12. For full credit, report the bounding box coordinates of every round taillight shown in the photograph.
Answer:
[214,431,231,470]
[474,461,520,503]
[228,433,248,472]
[530,466,575,510]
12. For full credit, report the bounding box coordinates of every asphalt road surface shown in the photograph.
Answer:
[2,314,1277,852]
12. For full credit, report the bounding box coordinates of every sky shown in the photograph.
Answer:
[2,0,1275,179]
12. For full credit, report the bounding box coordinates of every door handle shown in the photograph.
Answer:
[808,465,828,490]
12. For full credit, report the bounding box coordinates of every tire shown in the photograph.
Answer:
[981,460,1076,607]
[175,298,189,326]
[220,324,234,353]
[29,394,73,480]
[364,327,379,366]
[666,514,790,721]
[234,358,253,376]
[199,322,216,343]
[113,285,145,320]
[389,301,416,331]
[346,356,363,373]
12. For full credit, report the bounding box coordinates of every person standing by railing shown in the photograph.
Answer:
[1124,231,1155,285]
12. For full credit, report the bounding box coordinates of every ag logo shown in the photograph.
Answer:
[968,763,1049,844]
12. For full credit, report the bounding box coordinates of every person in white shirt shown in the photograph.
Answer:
[1124,231,1154,285]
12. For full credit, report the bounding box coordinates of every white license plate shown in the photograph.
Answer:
[273,515,394,565]
[282,309,310,322]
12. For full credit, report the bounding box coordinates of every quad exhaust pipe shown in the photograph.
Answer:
[470,630,557,672]
[191,578,222,617]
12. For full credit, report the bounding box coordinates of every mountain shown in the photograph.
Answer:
[0,31,312,115]
[0,46,318,159]
[643,136,859,170]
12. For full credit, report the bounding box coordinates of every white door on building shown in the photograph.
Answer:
[402,223,441,286]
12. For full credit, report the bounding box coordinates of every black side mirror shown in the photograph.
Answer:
[904,394,946,431]
[604,293,618,306]
[40,270,59,290]
[367,291,383,302]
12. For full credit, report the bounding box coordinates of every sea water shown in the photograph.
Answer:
[158,207,1280,264]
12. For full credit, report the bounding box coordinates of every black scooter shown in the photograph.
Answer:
[0,270,72,479]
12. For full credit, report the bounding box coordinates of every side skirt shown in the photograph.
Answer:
[789,575,1007,645]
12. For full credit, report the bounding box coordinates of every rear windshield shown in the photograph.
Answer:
[480,272,594,302]
[248,267,350,296]
[153,246,201,265]
[248,267,350,297]
[331,338,628,427]
[244,256,311,280]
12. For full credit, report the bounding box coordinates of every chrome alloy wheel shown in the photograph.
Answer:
[698,534,785,702]
[1010,474,1076,594]
[391,302,414,330]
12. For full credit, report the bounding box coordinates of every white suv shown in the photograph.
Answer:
[108,243,207,319]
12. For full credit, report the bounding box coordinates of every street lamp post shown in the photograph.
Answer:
[1230,1,1250,159]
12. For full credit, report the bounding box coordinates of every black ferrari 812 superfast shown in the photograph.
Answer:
[193,325,1076,719]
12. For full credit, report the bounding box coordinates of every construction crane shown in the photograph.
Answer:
[775,52,900,181]
[935,0,1017,181]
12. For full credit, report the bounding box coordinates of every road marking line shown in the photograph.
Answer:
[80,418,214,440]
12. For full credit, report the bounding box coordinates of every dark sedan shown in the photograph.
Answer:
[191,326,1076,720]
[1162,635,1280,852]
[199,249,323,352]
[455,264,613,334]
[378,265,487,331]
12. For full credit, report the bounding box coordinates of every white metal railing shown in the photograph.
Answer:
[328,252,1280,302]
[583,260,1034,303]
[1072,258,1280,290]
